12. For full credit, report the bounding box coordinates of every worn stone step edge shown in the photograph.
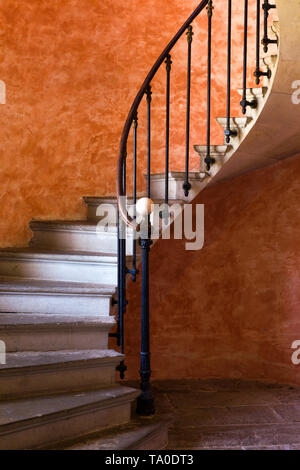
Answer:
[0,386,140,448]
[0,313,115,329]
[0,349,122,373]
[0,248,118,262]
[62,420,169,450]
[0,278,116,295]
[29,219,134,234]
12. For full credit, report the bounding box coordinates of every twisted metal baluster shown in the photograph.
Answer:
[183,25,193,197]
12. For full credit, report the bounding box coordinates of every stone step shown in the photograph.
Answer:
[0,349,122,399]
[216,117,252,148]
[83,195,185,250]
[260,53,278,70]
[0,248,125,286]
[237,86,269,118]
[63,420,169,450]
[0,313,115,352]
[84,196,135,221]
[0,386,139,450]
[0,279,115,316]
[29,220,136,255]
[260,54,278,86]
[193,145,230,175]
[84,195,184,220]
[149,172,206,202]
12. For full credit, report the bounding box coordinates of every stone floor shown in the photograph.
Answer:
[147,379,300,450]
[65,379,300,450]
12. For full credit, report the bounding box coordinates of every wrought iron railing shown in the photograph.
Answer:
[113,0,277,415]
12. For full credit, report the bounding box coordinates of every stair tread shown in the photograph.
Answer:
[84,196,134,205]
[31,220,98,228]
[0,278,116,294]
[0,349,122,370]
[84,194,183,204]
[30,219,133,234]
[0,386,139,428]
[0,247,119,262]
[64,420,168,450]
[0,313,115,328]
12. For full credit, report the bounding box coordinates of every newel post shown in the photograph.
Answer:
[136,215,155,416]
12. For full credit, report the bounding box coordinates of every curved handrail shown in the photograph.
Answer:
[117,0,209,230]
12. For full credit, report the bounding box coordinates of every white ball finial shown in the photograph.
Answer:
[136,197,153,217]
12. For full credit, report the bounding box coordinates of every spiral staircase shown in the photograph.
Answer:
[0,0,299,450]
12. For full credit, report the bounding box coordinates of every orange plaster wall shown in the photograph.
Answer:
[124,153,300,386]
[0,0,258,247]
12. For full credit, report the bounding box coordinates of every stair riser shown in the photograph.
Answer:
[0,400,132,450]
[0,327,111,352]
[0,259,118,286]
[30,230,136,255]
[0,294,112,316]
[0,362,119,399]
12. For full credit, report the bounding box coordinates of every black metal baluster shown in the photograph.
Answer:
[225,0,237,144]
[240,0,257,114]
[146,85,152,199]
[262,0,277,53]
[164,54,172,212]
[205,1,213,170]
[136,214,154,416]
[110,211,121,341]
[183,25,193,198]
[116,156,128,380]
[254,0,272,84]
[136,84,155,416]
[128,113,138,282]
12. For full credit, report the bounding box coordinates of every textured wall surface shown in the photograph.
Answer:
[124,153,300,386]
[0,0,257,246]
